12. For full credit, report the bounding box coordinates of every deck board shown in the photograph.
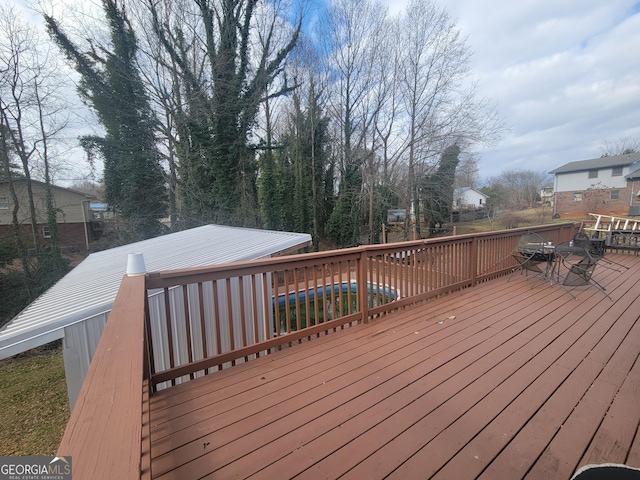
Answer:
[149,253,640,479]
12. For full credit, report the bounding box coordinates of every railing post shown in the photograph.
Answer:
[358,249,369,324]
[469,236,478,287]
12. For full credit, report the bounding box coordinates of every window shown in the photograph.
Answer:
[573,193,582,201]
[42,226,51,238]
[612,167,623,176]
[588,170,598,179]
[0,197,8,209]
[610,190,620,200]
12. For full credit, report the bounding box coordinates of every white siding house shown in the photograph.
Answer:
[552,161,632,192]
[453,187,487,209]
[549,153,640,217]
[0,225,311,409]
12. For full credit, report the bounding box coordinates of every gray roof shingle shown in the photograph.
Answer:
[549,152,640,174]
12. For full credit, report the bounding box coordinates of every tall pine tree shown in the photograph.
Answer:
[46,0,166,240]
[258,81,332,249]
[422,145,460,235]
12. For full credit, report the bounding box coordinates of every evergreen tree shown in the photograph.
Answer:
[327,148,364,248]
[369,183,401,244]
[306,81,334,248]
[259,80,332,248]
[46,0,167,240]
[422,145,460,235]
[258,147,281,230]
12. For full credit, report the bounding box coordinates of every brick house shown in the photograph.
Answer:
[0,179,96,251]
[549,153,640,218]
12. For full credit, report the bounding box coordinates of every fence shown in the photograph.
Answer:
[143,222,578,390]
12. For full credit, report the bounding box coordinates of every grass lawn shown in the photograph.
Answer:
[0,343,69,456]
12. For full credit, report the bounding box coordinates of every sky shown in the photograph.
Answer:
[381,0,640,179]
[9,0,640,184]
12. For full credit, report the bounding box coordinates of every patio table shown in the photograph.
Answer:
[519,242,556,284]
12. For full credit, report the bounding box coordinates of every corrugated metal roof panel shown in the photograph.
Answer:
[0,225,311,358]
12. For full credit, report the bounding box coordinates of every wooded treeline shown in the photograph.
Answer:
[21,0,504,251]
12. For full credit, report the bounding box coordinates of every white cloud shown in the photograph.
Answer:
[15,0,640,183]
[382,0,640,178]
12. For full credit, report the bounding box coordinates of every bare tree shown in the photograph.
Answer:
[372,22,404,191]
[28,0,506,248]
[0,4,70,290]
[1,7,42,256]
[361,17,400,243]
[270,38,332,248]
[489,169,548,210]
[325,0,387,247]
[454,152,480,189]
[397,0,466,236]
[120,0,211,231]
[395,0,503,238]
[600,136,640,157]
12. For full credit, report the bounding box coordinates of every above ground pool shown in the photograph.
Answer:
[274,281,396,332]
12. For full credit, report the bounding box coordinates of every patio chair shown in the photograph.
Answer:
[507,232,549,283]
[555,241,611,300]
[573,232,628,272]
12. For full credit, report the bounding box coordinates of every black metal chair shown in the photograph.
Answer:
[508,232,550,283]
[573,231,628,272]
[555,241,611,300]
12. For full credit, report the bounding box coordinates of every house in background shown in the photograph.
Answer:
[88,202,117,241]
[549,153,640,217]
[0,179,96,251]
[627,164,640,216]
[453,187,487,210]
[540,184,554,205]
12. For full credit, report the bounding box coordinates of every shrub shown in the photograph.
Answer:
[498,211,528,229]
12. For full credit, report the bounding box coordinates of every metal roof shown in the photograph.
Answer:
[0,225,311,359]
[549,152,640,174]
[453,187,486,196]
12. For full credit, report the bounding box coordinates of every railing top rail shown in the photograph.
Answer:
[586,213,639,231]
[146,222,578,289]
[57,275,147,479]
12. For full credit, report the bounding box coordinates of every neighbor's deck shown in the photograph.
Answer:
[148,253,640,479]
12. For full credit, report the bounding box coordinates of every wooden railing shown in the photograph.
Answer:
[57,222,578,479]
[57,275,151,480]
[143,222,578,391]
[583,213,640,250]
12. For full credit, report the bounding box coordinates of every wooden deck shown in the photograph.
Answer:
[148,253,640,479]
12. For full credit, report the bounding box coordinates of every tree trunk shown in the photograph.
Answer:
[0,127,32,295]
